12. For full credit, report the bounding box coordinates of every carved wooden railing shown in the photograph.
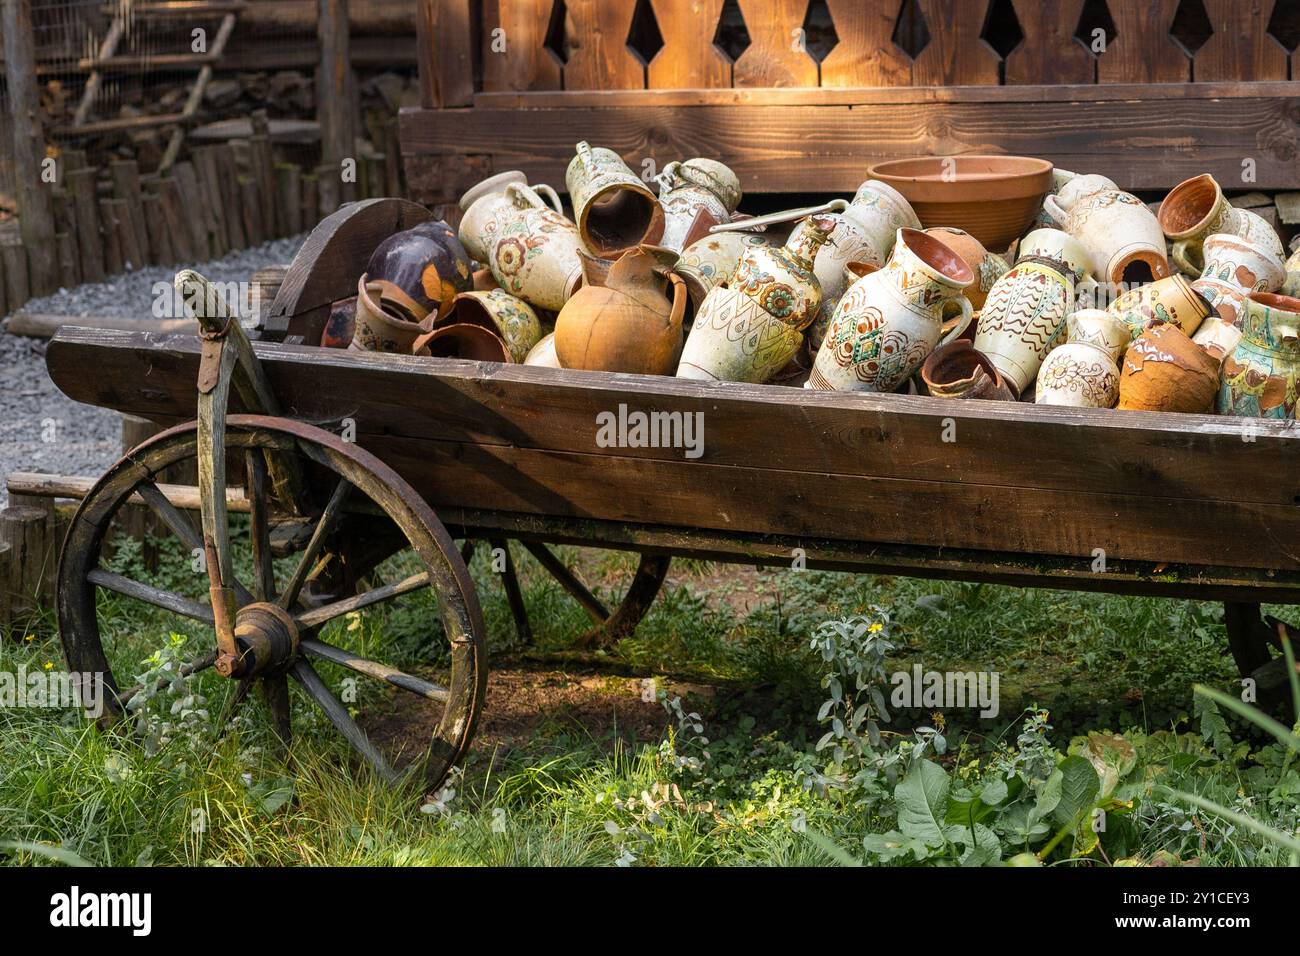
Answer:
[405,0,1300,201]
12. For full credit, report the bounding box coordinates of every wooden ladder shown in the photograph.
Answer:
[68,1,244,171]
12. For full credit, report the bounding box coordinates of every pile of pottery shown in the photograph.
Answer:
[338,142,1300,422]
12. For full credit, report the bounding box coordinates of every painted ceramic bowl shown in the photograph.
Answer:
[867,155,1054,251]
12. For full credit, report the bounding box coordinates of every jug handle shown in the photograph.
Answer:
[1042,195,1070,229]
[657,160,683,195]
[506,181,548,211]
[575,140,596,176]
[939,295,975,345]
[533,183,564,214]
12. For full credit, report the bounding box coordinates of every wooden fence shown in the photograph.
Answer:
[401,0,1300,205]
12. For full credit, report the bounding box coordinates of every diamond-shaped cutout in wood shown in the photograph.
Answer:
[626,0,664,66]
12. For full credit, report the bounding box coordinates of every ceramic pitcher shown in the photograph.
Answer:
[448,289,543,364]
[657,158,742,253]
[923,227,1008,312]
[1282,247,1300,298]
[1108,274,1211,341]
[808,227,975,393]
[1044,188,1169,286]
[458,171,562,261]
[813,180,921,307]
[1190,232,1286,338]
[1159,174,1285,277]
[676,231,775,309]
[1034,310,1128,408]
[679,203,842,383]
[556,245,686,375]
[473,180,585,312]
[566,142,665,259]
[974,257,1075,397]
[1218,292,1300,419]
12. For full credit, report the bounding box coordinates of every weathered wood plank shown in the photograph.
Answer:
[819,0,912,88]
[733,0,818,87]
[481,0,562,92]
[1097,0,1188,84]
[647,0,732,88]
[1194,0,1289,82]
[1005,0,1093,85]
[912,0,1000,86]
[400,88,1300,196]
[562,0,645,90]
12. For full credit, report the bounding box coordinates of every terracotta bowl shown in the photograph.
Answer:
[866,155,1054,252]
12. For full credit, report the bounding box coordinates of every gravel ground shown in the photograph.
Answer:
[0,236,304,506]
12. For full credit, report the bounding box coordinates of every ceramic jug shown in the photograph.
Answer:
[1030,170,1116,229]
[679,203,842,383]
[351,275,429,354]
[524,332,562,369]
[556,245,686,375]
[1108,274,1211,341]
[1189,232,1286,338]
[566,142,665,259]
[1119,323,1219,414]
[657,159,743,253]
[1218,292,1300,419]
[449,289,543,363]
[1017,228,1090,284]
[458,174,584,312]
[1044,188,1169,286]
[1159,174,1286,277]
[1034,311,1127,409]
[973,257,1075,396]
[813,180,921,308]
[367,219,473,324]
[922,227,1009,313]
[808,227,975,393]
[676,231,776,310]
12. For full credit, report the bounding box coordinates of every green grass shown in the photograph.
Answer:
[0,533,1296,867]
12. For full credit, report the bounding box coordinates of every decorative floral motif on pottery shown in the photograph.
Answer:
[1036,351,1118,405]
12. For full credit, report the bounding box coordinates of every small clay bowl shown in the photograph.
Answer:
[867,155,1054,251]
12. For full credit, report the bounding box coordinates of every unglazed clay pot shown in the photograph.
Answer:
[1108,274,1211,341]
[413,323,511,363]
[366,219,473,323]
[1018,227,1090,284]
[1044,188,1170,285]
[556,245,686,375]
[657,158,742,253]
[922,227,1008,312]
[814,180,921,306]
[1035,342,1120,408]
[351,275,428,354]
[866,155,1053,249]
[458,175,583,311]
[523,332,562,368]
[808,227,975,393]
[566,142,665,258]
[680,213,838,383]
[1118,323,1219,413]
[1158,174,1285,277]
[675,231,775,310]
[974,256,1075,396]
[1218,292,1300,419]
[321,295,356,348]
[920,339,1017,401]
[449,289,543,363]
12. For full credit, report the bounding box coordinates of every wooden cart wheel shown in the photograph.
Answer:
[465,539,670,648]
[57,415,487,791]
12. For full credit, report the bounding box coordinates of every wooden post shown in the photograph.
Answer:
[98,198,125,275]
[276,163,303,234]
[2,0,59,296]
[172,161,213,262]
[110,159,151,268]
[250,111,279,236]
[67,167,106,283]
[318,0,353,186]
[0,238,30,310]
[0,503,55,631]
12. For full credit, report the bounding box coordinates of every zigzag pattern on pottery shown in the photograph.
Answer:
[698,289,800,380]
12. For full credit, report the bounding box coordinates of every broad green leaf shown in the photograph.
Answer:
[1005,851,1041,867]
[896,759,951,848]
[1195,684,1300,755]
[1077,733,1137,798]
[1052,755,1100,828]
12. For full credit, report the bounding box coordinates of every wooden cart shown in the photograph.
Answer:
[38,198,1300,790]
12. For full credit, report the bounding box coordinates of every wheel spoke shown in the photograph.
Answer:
[261,674,292,751]
[115,651,217,706]
[87,568,214,624]
[295,571,431,629]
[301,638,449,702]
[136,480,254,606]
[245,449,276,602]
[290,659,395,782]
[491,539,532,643]
[279,477,351,610]
[520,541,609,622]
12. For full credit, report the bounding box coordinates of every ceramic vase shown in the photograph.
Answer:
[973,256,1075,396]
[566,142,665,259]
[1066,308,1129,362]
[1189,232,1286,337]
[807,227,974,393]
[366,219,473,323]
[920,339,1017,401]
[1017,228,1090,284]
[922,227,1008,312]
[676,231,775,310]
[680,214,836,383]
[556,246,686,375]
[657,159,742,253]
[1031,171,1117,229]
[1118,323,1219,414]
[811,261,878,352]
[449,289,543,363]
[1218,292,1300,419]
[1108,274,1212,342]
[813,180,921,308]
[1035,340,1120,408]
[524,332,562,369]
[1044,188,1170,285]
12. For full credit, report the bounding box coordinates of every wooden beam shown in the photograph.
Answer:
[400,84,1300,195]
[419,0,474,108]
[318,0,354,170]
[2,0,58,295]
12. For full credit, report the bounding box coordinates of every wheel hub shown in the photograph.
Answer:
[230,602,300,677]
